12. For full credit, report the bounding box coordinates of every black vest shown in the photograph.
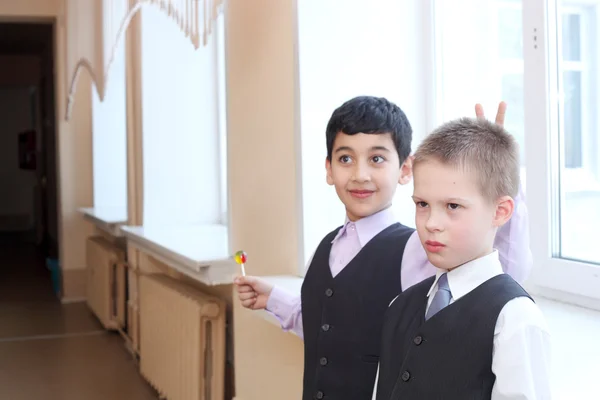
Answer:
[376,273,532,400]
[301,223,414,400]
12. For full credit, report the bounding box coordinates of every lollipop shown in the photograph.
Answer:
[234,250,247,276]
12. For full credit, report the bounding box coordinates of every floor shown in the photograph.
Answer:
[0,238,158,400]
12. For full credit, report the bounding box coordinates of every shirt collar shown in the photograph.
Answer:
[331,206,397,247]
[426,250,503,300]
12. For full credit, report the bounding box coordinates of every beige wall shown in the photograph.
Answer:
[57,68,94,299]
[227,0,304,398]
[0,0,59,19]
[56,9,95,299]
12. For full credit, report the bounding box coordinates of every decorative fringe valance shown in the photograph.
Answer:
[64,0,224,121]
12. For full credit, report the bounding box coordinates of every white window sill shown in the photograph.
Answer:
[79,206,128,237]
[535,296,600,399]
[120,224,237,286]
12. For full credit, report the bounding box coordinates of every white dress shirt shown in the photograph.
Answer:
[372,251,553,400]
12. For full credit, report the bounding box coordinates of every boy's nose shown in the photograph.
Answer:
[425,212,444,232]
[352,163,371,182]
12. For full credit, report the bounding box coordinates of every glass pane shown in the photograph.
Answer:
[557,4,600,264]
[435,0,526,183]
[499,6,523,59]
[562,13,581,62]
[563,71,582,168]
[501,74,526,166]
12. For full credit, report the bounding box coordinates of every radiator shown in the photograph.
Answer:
[139,274,226,400]
[85,236,127,330]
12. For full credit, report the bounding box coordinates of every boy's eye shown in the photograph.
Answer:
[372,155,385,164]
[339,155,352,164]
[416,201,428,208]
[447,203,461,210]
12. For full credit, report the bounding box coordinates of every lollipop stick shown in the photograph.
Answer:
[240,263,246,276]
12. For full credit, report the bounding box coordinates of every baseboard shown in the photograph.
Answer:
[60,296,86,304]
[61,268,87,299]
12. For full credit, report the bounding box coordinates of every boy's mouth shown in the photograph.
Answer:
[349,190,375,199]
[425,240,446,253]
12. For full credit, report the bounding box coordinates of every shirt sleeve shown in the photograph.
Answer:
[491,297,553,400]
[265,285,304,339]
[263,250,316,340]
[494,183,533,284]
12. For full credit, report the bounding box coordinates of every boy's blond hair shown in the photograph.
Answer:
[413,117,520,200]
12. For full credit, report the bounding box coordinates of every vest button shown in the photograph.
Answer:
[413,335,423,345]
[320,357,328,366]
[321,324,330,332]
[401,371,411,382]
[325,288,334,297]
[315,390,324,399]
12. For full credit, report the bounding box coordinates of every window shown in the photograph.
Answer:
[556,4,599,264]
[523,0,599,301]
[433,0,526,182]
[140,6,227,229]
[295,0,430,271]
[435,0,600,302]
[91,3,128,214]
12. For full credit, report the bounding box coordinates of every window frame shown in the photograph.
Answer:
[523,0,600,306]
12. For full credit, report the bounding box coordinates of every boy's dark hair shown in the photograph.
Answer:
[325,96,412,165]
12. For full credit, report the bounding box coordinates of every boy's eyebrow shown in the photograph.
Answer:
[369,146,392,153]
[334,146,354,154]
[444,197,472,204]
[411,195,472,204]
[334,145,392,153]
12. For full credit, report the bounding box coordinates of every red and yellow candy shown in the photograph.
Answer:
[234,250,247,276]
[234,250,247,265]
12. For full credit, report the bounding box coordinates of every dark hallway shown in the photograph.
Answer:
[0,22,59,259]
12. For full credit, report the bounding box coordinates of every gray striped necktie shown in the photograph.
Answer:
[426,273,452,320]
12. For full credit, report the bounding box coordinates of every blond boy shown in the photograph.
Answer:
[374,118,552,400]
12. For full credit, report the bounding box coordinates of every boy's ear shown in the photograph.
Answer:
[398,155,414,185]
[325,157,334,185]
[493,196,515,227]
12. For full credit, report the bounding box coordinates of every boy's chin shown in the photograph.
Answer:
[426,254,451,270]
[426,252,461,271]
[427,252,485,271]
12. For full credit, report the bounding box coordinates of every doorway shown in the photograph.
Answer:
[0,22,59,261]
